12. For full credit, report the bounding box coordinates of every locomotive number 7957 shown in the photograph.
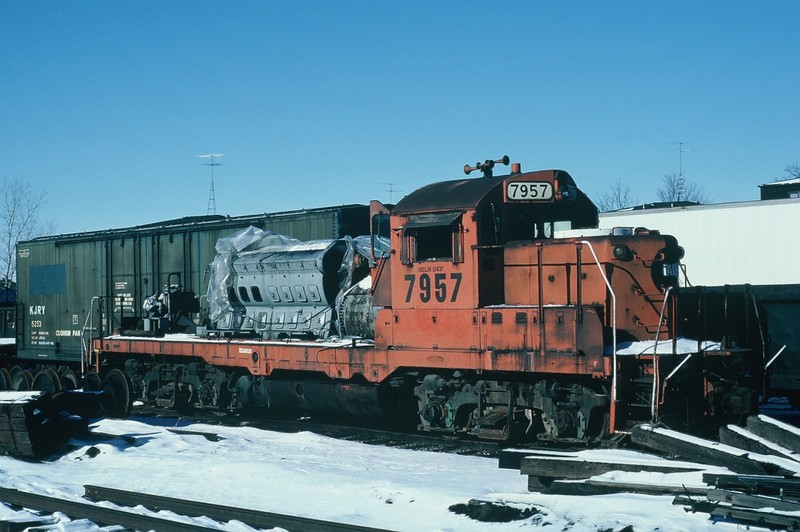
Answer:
[404,273,462,303]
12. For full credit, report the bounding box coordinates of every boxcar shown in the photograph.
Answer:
[678,283,800,402]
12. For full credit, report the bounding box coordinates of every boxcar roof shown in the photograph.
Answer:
[22,204,367,243]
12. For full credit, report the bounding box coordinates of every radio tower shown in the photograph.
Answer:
[197,154,224,214]
[670,142,691,201]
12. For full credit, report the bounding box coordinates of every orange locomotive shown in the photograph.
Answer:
[93,158,758,441]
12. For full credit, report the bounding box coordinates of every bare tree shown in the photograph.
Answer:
[656,172,709,204]
[0,180,47,285]
[595,179,639,212]
[785,163,800,179]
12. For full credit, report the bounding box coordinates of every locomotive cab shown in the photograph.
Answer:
[379,165,603,351]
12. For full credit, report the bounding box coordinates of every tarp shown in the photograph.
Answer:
[206,226,388,334]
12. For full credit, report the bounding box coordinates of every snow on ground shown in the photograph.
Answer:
[609,337,721,355]
[0,416,776,531]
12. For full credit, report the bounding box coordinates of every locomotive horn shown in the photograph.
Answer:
[464,155,511,177]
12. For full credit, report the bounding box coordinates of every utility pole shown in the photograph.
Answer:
[197,154,224,215]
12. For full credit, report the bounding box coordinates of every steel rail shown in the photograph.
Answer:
[0,486,214,531]
[134,406,504,454]
[84,484,393,532]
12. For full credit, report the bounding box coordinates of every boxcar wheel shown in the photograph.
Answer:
[10,368,33,391]
[0,368,10,390]
[32,369,63,393]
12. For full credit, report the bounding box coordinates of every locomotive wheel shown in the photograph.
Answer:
[101,369,133,418]
[32,368,63,393]
[10,368,33,391]
[0,368,10,390]
[82,371,102,391]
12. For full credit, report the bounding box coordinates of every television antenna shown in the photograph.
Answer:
[384,182,400,203]
[197,153,224,214]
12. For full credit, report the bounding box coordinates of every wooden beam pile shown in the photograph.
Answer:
[673,416,800,529]
[0,392,57,458]
[500,414,800,528]
[0,391,97,459]
[675,473,800,529]
[499,447,709,496]
[630,421,798,476]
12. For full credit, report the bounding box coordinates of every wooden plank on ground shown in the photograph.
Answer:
[527,476,555,492]
[0,517,57,532]
[546,479,707,496]
[719,425,800,463]
[719,426,781,457]
[498,449,532,470]
[520,455,702,479]
[631,424,784,475]
[746,415,800,455]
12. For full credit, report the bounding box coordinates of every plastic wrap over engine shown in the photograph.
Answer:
[206,226,378,340]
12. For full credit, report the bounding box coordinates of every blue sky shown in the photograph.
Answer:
[2,1,798,234]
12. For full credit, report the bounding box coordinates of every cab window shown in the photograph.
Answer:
[401,212,462,264]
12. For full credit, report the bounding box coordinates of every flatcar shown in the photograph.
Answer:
[7,205,368,391]
[87,158,759,442]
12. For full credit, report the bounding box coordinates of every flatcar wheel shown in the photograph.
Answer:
[82,371,102,391]
[0,368,10,390]
[101,369,133,418]
[10,369,33,391]
[32,369,62,393]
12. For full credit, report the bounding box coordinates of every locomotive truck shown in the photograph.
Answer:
[83,158,758,442]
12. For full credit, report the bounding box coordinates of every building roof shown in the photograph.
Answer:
[759,177,800,187]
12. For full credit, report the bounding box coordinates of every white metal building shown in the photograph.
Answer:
[599,197,800,286]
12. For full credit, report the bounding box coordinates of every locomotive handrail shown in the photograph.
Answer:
[650,286,673,421]
[369,251,390,297]
[580,241,618,431]
[766,345,788,369]
[679,263,693,287]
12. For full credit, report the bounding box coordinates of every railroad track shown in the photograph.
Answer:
[132,404,511,456]
[130,404,608,458]
[0,484,389,531]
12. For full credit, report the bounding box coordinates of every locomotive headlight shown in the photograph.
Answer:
[612,245,633,261]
